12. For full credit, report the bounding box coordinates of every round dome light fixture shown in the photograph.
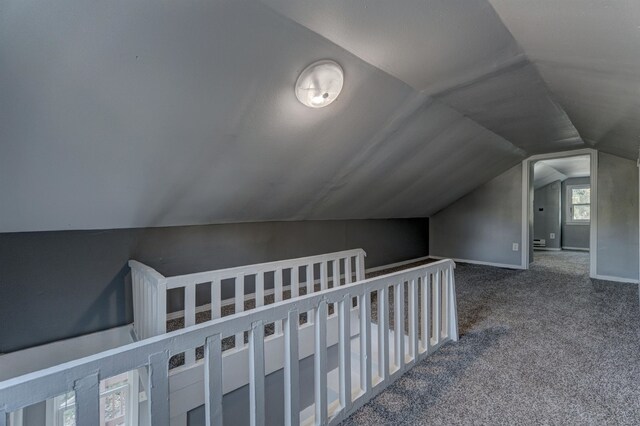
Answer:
[295,60,344,108]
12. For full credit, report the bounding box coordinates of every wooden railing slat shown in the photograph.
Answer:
[339,295,352,413]
[434,270,441,346]
[2,258,457,426]
[185,285,196,365]
[211,279,221,320]
[409,278,419,362]
[284,310,300,426]
[275,268,283,334]
[359,292,371,395]
[148,352,170,426]
[314,301,328,424]
[205,334,223,426]
[235,275,245,348]
[422,273,431,353]
[74,373,100,426]
[249,321,265,426]
[291,266,299,298]
[306,263,314,324]
[256,272,265,308]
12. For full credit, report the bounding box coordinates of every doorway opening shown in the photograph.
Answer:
[521,149,598,276]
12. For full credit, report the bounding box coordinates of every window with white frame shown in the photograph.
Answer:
[46,371,139,426]
[566,184,590,224]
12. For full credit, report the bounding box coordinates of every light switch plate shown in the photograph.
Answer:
[512,243,519,251]
[550,233,555,239]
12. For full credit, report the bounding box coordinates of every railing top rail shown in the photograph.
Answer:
[162,248,367,288]
[0,258,452,412]
[127,260,167,282]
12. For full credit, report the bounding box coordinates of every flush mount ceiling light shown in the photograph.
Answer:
[295,60,344,108]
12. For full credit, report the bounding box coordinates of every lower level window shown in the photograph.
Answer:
[47,371,138,426]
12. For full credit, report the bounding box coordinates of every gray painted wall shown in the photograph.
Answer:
[0,219,428,353]
[429,164,522,267]
[534,180,561,249]
[597,153,639,280]
[561,177,591,250]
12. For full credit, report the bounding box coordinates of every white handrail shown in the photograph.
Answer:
[129,249,367,364]
[0,259,457,426]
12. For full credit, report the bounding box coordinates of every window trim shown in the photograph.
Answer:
[46,370,139,426]
[566,184,591,225]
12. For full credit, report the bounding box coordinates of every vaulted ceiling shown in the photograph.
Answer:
[0,0,637,232]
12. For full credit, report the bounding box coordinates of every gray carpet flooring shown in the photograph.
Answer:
[343,251,640,425]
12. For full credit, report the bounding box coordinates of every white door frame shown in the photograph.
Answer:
[521,148,598,277]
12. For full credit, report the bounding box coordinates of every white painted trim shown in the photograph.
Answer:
[166,276,337,321]
[522,149,598,277]
[429,255,524,270]
[365,255,431,273]
[0,259,458,426]
[521,158,531,270]
[590,151,599,278]
[533,247,561,251]
[562,246,589,252]
[165,255,433,321]
[9,409,23,426]
[592,274,639,284]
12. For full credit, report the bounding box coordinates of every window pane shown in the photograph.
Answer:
[572,188,590,204]
[573,205,590,221]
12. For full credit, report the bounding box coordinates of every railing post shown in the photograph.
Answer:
[147,352,170,426]
[1,410,7,426]
[157,280,167,335]
[448,264,459,342]
[394,282,405,372]
[249,321,265,426]
[205,334,223,426]
[356,251,366,281]
[74,373,100,426]
[284,311,300,426]
[131,269,141,339]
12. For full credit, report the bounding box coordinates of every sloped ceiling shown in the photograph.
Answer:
[2,0,631,232]
[533,155,590,189]
[489,0,640,160]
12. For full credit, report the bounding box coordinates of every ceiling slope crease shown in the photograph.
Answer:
[1,0,614,232]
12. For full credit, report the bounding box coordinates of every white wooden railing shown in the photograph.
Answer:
[130,249,366,364]
[0,259,457,426]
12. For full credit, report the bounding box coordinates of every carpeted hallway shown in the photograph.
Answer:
[344,251,640,425]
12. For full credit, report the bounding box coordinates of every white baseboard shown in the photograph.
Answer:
[591,274,639,284]
[534,247,561,251]
[562,246,589,252]
[365,255,431,273]
[428,255,525,270]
